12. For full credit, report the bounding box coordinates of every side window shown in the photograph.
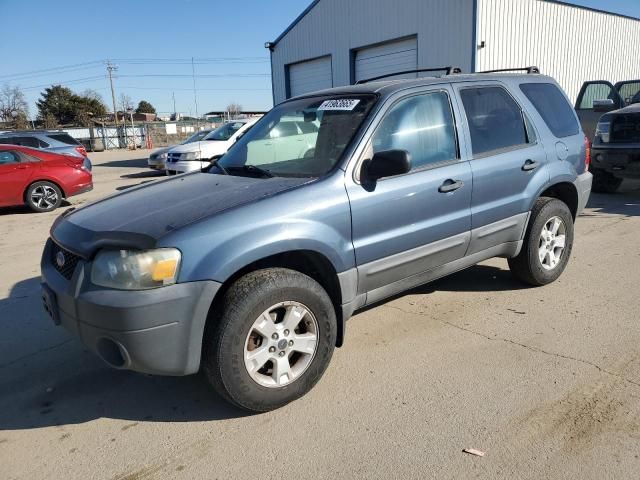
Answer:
[371,91,458,171]
[617,82,640,106]
[520,83,580,138]
[577,83,619,109]
[0,151,20,165]
[10,136,40,148]
[460,86,528,156]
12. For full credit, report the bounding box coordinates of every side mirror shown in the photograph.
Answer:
[593,99,616,113]
[362,149,411,182]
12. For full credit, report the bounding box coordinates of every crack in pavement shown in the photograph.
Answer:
[0,339,73,370]
[382,304,640,389]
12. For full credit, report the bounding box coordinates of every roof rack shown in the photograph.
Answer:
[356,66,462,85]
[479,66,540,74]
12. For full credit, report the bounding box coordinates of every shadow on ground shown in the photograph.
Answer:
[0,277,247,430]
[97,158,148,168]
[584,179,640,218]
[0,200,71,216]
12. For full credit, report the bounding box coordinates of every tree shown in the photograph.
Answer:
[0,84,29,127]
[226,102,242,118]
[36,85,107,126]
[135,100,156,115]
[119,93,133,112]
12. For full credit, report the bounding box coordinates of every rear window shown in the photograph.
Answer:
[520,83,580,138]
[46,133,80,145]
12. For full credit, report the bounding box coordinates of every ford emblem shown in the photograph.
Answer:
[56,251,66,268]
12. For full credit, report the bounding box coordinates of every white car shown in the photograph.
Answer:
[148,129,214,171]
[165,119,258,174]
[246,120,318,165]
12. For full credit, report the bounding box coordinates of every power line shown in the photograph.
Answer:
[0,61,105,80]
[117,73,270,78]
[21,75,107,91]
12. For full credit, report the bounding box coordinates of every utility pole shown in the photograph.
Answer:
[106,61,119,129]
[191,57,199,126]
[172,91,177,119]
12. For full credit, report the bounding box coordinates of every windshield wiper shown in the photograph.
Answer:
[228,165,274,178]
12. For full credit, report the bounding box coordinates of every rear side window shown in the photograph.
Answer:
[46,133,80,145]
[0,151,21,165]
[577,83,618,109]
[520,83,580,138]
[459,86,528,156]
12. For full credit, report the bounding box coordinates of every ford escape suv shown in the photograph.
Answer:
[41,68,592,412]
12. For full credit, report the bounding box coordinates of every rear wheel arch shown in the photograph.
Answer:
[538,182,578,220]
[24,178,66,201]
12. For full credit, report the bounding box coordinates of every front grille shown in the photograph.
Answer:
[50,242,81,280]
[611,114,640,143]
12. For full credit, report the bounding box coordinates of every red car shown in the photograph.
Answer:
[0,144,93,212]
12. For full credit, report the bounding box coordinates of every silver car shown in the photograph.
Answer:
[147,129,213,170]
[0,130,89,160]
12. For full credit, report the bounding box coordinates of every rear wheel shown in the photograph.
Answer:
[202,268,337,412]
[26,181,62,212]
[508,197,574,286]
[591,168,622,193]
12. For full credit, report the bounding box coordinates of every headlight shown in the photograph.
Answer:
[181,151,201,161]
[91,248,181,290]
[158,152,168,159]
[595,116,611,143]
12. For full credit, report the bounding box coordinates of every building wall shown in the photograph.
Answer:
[477,0,640,102]
[271,0,475,104]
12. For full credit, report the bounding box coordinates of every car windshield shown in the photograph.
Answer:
[182,130,210,144]
[204,122,245,141]
[215,95,377,178]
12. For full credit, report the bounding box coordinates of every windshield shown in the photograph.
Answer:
[182,130,211,144]
[205,122,245,141]
[216,95,377,178]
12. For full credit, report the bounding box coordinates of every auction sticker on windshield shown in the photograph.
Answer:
[318,99,361,111]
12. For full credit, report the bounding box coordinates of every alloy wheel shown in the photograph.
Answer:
[30,185,59,210]
[538,216,567,271]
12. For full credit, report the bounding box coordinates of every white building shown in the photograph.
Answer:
[267,0,640,104]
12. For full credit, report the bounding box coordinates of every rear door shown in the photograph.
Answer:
[454,83,548,254]
[0,150,36,206]
[575,81,623,141]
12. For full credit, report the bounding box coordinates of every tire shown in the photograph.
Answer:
[508,197,574,286]
[202,268,337,412]
[591,168,622,193]
[25,181,63,213]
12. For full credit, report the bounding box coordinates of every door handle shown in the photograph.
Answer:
[15,165,28,170]
[438,179,464,193]
[522,159,538,171]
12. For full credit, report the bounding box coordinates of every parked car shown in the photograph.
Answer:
[0,130,91,164]
[0,145,92,212]
[41,69,591,412]
[147,129,214,171]
[164,119,258,174]
[575,80,640,192]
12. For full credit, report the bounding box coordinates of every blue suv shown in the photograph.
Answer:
[41,68,592,411]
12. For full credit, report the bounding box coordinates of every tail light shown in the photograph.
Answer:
[75,145,87,157]
[584,136,591,172]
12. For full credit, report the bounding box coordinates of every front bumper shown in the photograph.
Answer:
[591,145,640,179]
[40,239,221,375]
[574,170,593,216]
[165,160,209,175]
[148,157,166,170]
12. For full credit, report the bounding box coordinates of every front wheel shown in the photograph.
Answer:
[508,197,574,286]
[202,268,337,412]
[26,181,63,212]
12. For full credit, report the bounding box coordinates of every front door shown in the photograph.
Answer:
[575,81,622,141]
[0,150,34,207]
[346,87,472,300]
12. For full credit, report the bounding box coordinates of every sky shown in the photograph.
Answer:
[1,0,638,119]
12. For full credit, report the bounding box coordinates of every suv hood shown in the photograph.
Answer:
[52,173,310,257]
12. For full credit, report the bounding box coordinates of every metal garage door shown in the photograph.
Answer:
[288,56,332,98]
[355,37,418,83]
